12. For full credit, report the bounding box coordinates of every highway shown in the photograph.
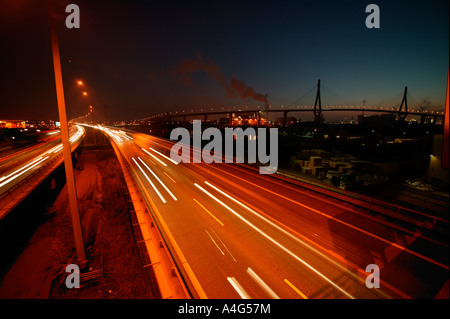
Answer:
[87,125,448,299]
[0,125,85,210]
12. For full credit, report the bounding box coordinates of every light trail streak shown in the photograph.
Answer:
[149,147,178,165]
[227,277,250,299]
[138,157,177,201]
[0,156,49,188]
[142,148,167,166]
[194,182,356,299]
[132,157,166,203]
[246,267,280,299]
[0,156,44,182]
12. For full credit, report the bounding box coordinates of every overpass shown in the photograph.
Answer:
[142,82,445,127]
[0,125,85,220]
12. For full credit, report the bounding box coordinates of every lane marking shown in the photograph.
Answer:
[132,157,166,203]
[194,182,355,299]
[284,279,308,299]
[246,267,280,299]
[193,198,225,226]
[138,157,177,201]
[205,229,225,255]
[163,171,176,183]
[227,277,250,299]
[210,228,237,262]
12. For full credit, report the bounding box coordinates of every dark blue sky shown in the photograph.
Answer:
[0,0,448,121]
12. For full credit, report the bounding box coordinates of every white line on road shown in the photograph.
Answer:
[205,229,225,255]
[210,228,236,262]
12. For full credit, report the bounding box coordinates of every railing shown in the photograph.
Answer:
[104,130,194,299]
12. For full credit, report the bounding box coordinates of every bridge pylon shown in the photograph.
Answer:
[398,86,408,121]
[314,79,323,123]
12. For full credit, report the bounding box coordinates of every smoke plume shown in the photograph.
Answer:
[172,56,266,103]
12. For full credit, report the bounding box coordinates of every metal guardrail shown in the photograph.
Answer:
[80,251,103,282]
[105,132,193,299]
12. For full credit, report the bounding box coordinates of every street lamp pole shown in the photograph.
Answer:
[48,0,87,267]
[90,105,94,123]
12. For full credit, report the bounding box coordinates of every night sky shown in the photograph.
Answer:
[0,0,448,122]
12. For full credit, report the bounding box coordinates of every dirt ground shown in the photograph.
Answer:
[0,148,156,299]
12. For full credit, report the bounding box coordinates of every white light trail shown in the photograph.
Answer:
[137,157,177,201]
[227,277,251,299]
[149,147,178,165]
[132,157,166,203]
[246,267,280,299]
[53,145,63,153]
[194,182,355,299]
[142,148,167,166]
[0,156,44,183]
[0,156,49,188]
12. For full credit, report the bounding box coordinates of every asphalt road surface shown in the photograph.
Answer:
[83,125,450,299]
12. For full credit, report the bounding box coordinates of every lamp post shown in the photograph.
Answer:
[48,0,87,267]
[90,105,94,123]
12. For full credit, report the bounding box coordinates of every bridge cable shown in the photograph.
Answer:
[287,85,317,107]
